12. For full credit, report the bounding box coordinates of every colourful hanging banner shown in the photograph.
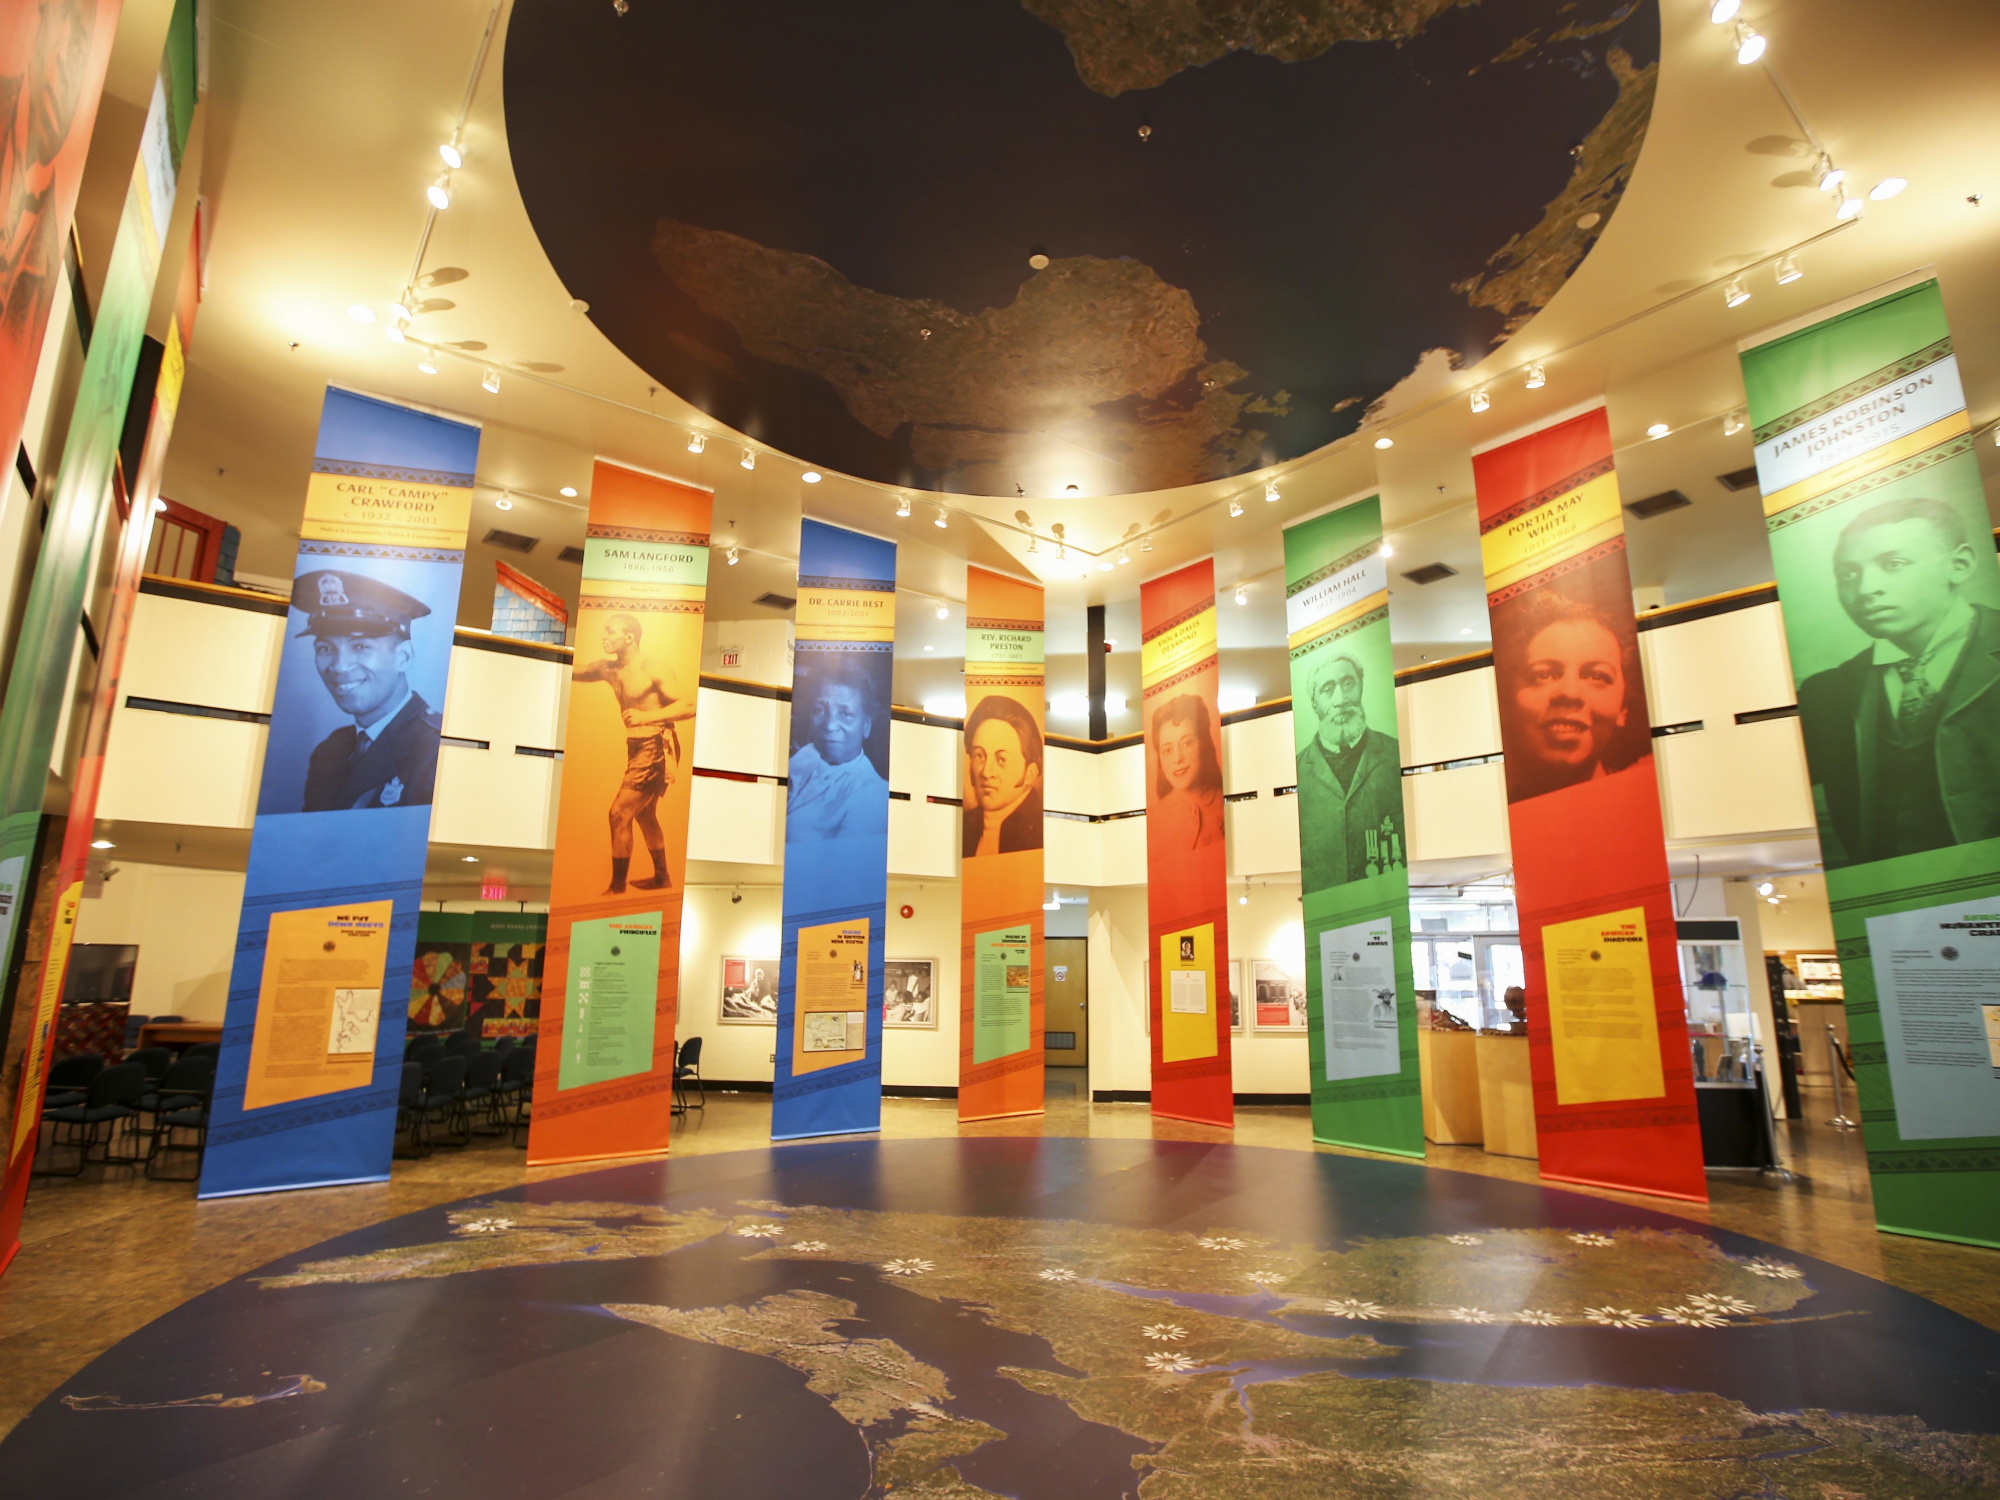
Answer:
[1739,277,2000,1247]
[0,0,122,480]
[1281,497,1421,1157]
[199,388,478,1198]
[529,460,711,1166]
[774,520,895,1140]
[1473,406,1706,1202]
[1140,559,1233,1127]
[0,218,203,1273]
[958,567,1045,1121]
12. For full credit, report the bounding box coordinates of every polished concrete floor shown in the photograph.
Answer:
[1,1070,1996,1444]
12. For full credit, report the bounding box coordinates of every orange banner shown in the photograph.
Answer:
[528,461,712,1165]
[958,568,1045,1120]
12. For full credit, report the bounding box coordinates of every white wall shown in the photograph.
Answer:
[73,860,245,1022]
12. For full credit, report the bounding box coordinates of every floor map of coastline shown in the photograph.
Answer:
[9,1141,1998,1498]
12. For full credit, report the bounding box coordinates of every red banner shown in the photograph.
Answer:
[1141,560,1232,1127]
[958,568,1044,1121]
[528,461,712,1165]
[1473,407,1705,1202]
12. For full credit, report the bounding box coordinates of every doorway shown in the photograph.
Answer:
[1045,937,1087,1071]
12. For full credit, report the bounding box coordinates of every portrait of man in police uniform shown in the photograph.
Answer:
[1295,648,1404,891]
[287,569,445,813]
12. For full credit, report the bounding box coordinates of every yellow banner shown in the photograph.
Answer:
[8,882,83,1160]
[1543,906,1666,1105]
[1286,589,1386,653]
[1141,606,1217,687]
[1760,411,1972,518]
[243,902,392,1111]
[1159,923,1219,1063]
[797,586,896,643]
[1478,471,1623,589]
[302,471,473,551]
[792,917,871,1076]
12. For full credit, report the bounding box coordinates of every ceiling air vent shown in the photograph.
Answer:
[753,592,796,612]
[1399,562,1458,586]
[483,528,538,554]
[1716,466,1761,492]
[557,545,586,564]
[1626,488,1693,521]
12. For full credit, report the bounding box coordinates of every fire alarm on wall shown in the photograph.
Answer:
[900,904,914,919]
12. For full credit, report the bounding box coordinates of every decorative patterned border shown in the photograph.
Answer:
[311,457,475,487]
[584,525,710,546]
[798,575,895,593]
[1483,535,1627,608]
[1477,455,1615,536]
[1288,604,1388,661]
[1754,337,1955,444]
[1142,596,1211,644]
[1285,539,1380,599]
[297,539,466,565]
[1764,433,1974,534]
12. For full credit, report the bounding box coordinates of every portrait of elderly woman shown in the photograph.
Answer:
[1295,648,1404,889]
[1149,693,1226,851]
[1492,586,1651,803]
[786,656,890,842]
[961,694,1044,857]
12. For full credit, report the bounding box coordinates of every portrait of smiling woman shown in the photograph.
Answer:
[1493,586,1652,804]
[1149,693,1227,849]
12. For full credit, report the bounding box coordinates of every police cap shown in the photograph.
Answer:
[291,569,431,640]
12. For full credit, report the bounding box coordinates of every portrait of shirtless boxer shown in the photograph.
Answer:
[573,613,695,894]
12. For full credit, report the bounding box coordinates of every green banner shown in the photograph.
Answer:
[1281,497,1422,1157]
[1740,278,2000,1247]
[0,0,197,1022]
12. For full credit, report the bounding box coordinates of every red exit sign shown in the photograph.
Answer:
[481,871,507,901]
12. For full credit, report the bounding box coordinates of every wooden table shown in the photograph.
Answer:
[1475,1033,1538,1159]
[137,1022,223,1053]
[1419,1029,1483,1145]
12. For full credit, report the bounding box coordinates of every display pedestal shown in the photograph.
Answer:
[1476,1034,1537,1159]
[1419,1030,1482,1145]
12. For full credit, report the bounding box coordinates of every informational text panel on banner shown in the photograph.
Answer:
[1141,559,1233,1127]
[201,388,478,1197]
[1282,498,1421,1157]
[959,568,1045,1120]
[1740,277,2000,1246]
[529,461,711,1165]
[774,521,895,1139]
[1473,406,1706,1202]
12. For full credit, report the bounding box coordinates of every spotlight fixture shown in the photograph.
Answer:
[1724,275,1750,308]
[1229,498,1244,517]
[427,175,452,210]
[560,485,578,497]
[151,497,167,513]
[1816,156,1844,193]
[481,367,501,394]
[1835,190,1863,221]
[1139,535,1153,553]
[687,432,706,454]
[91,838,115,850]
[1264,480,1280,503]
[1524,362,1547,389]
[923,644,934,652]
[1234,585,1248,605]
[439,139,464,170]
[1373,436,1395,450]
[1723,408,1747,437]
[1238,890,1249,906]
[1026,534,1038,553]
[417,358,438,375]
[347,303,376,324]
[1708,0,1738,20]
[934,506,948,529]
[1756,880,1774,896]
[895,495,911,517]
[390,300,413,323]
[726,544,740,566]
[1733,22,1764,64]
[740,448,756,471]
[1116,545,1131,565]
[1044,890,1062,911]
[1098,559,1113,572]
[1869,176,1907,201]
[613,0,628,13]
[935,604,949,621]
[384,325,405,343]
[1647,422,1670,439]
[801,470,822,484]
[1381,542,1394,557]
[1774,253,1802,285]
[1470,388,1491,413]
[495,491,514,511]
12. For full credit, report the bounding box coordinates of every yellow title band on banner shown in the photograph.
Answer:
[579,580,709,606]
[302,471,473,551]
[1141,607,1216,686]
[1287,589,1386,653]
[1760,411,1973,518]
[1479,471,1623,587]
[797,585,896,642]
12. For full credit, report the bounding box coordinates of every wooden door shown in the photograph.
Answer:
[1044,937,1087,1069]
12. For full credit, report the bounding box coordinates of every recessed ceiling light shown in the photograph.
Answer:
[1774,254,1802,285]
[801,470,822,483]
[1098,559,1113,572]
[923,644,934,652]
[439,140,464,170]
[1028,251,1050,270]
[91,838,114,850]
[347,304,375,323]
[1381,543,1395,557]
[1647,422,1671,439]
[461,855,479,863]
[1373,436,1394,450]
[1869,176,1907,201]
[1724,275,1750,307]
[427,176,452,210]
[935,604,949,620]
[417,359,438,375]
[1460,627,1474,636]
[560,485,578,497]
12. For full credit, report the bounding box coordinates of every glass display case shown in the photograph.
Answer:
[1677,918,1776,1168]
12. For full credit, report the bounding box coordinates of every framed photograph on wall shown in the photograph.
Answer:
[884,958,939,1028]
[720,955,780,1025]
[1229,959,1245,1033]
[1252,959,1308,1031]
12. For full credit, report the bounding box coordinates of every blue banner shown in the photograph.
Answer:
[200,388,478,1197]
[773,520,896,1139]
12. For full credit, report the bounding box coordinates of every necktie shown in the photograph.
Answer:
[349,729,373,765]
[1895,656,1937,727]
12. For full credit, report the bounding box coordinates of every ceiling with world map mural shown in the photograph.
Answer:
[502,0,1660,497]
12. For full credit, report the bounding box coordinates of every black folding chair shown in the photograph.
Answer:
[182,1042,221,1062]
[674,1036,705,1112]
[419,1055,470,1149]
[38,1062,147,1176]
[126,1047,174,1083]
[393,1061,428,1159]
[507,1046,537,1147]
[461,1051,505,1135]
[145,1059,214,1180]
[43,1055,105,1111]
